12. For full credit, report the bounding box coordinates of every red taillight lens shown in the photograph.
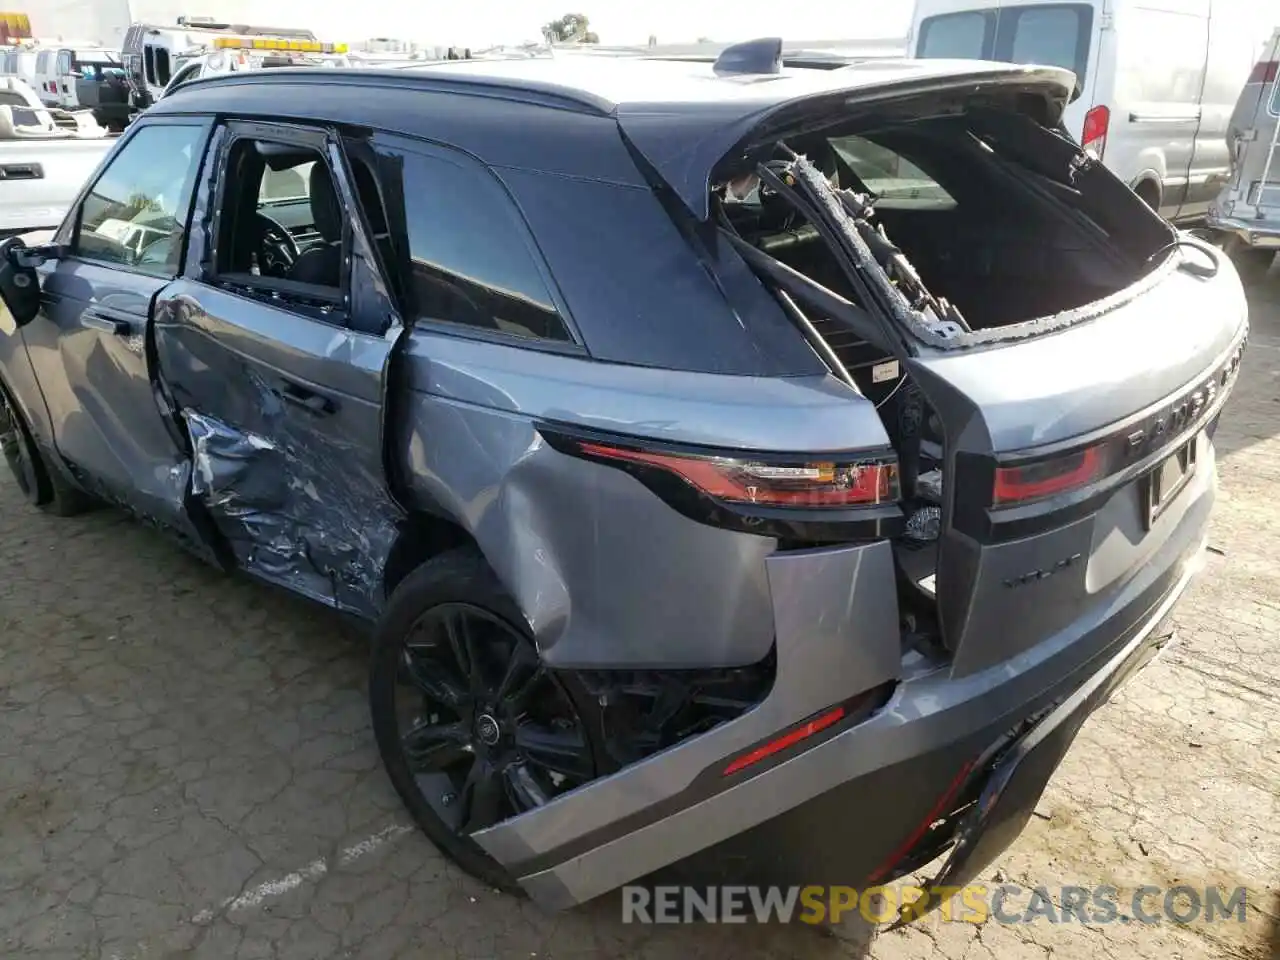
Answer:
[993,443,1106,506]
[577,441,899,508]
[1081,104,1110,160]
[1248,60,1278,84]
[723,706,846,776]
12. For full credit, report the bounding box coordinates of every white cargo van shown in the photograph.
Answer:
[1207,25,1279,280]
[908,0,1273,224]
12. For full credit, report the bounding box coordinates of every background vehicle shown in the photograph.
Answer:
[32,45,121,112]
[158,41,351,100]
[0,41,38,87]
[121,18,325,110]
[0,77,113,236]
[0,42,1246,913]
[1207,24,1280,281]
[909,0,1274,223]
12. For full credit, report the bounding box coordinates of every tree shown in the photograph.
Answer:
[543,13,599,44]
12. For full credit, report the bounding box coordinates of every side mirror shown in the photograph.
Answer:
[0,237,47,329]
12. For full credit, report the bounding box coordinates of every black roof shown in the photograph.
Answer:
[155,55,1074,218]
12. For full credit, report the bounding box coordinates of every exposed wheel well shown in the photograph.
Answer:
[1133,178,1161,211]
[381,512,478,600]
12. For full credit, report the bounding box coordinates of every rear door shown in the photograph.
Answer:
[914,1,1103,140]
[21,120,213,553]
[152,119,406,617]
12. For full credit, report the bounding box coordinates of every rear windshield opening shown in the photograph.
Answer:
[917,3,1095,85]
[714,103,1173,352]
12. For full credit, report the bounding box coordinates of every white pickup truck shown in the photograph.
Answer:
[0,77,115,237]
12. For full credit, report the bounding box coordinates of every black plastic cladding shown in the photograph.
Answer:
[149,74,827,378]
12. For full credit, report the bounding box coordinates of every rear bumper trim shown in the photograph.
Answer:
[516,536,1206,909]
[1206,214,1280,248]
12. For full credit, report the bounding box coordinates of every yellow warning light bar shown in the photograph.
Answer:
[213,37,348,54]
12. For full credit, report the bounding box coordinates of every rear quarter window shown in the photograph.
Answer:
[382,144,573,344]
[496,167,826,376]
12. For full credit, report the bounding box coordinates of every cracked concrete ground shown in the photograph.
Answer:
[2,278,1279,960]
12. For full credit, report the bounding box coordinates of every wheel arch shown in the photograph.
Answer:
[381,509,482,602]
[1131,174,1162,210]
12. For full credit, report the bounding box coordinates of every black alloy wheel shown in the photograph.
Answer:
[395,602,595,833]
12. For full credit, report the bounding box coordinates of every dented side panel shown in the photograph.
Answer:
[152,282,403,617]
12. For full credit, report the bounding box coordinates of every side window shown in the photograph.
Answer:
[56,51,72,75]
[75,124,207,274]
[214,137,343,297]
[166,61,202,94]
[827,135,956,208]
[393,149,571,343]
[917,12,992,59]
[35,51,48,74]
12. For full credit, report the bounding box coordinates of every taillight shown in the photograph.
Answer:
[576,441,898,508]
[1248,60,1278,84]
[544,428,904,541]
[1081,104,1110,160]
[993,442,1108,506]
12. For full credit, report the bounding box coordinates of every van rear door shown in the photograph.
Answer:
[913,1,1104,144]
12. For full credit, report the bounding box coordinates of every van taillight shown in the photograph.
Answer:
[1081,105,1110,160]
[993,442,1107,506]
[1248,61,1278,84]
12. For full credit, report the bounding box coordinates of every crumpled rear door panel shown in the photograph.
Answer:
[152,282,404,617]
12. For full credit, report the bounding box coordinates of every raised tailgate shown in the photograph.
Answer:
[909,255,1248,678]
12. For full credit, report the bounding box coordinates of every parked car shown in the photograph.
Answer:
[0,77,115,237]
[0,39,1248,914]
[909,0,1274,224]
[1207,24,1280,282]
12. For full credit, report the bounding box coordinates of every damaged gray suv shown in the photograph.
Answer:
[0,39,1249,915]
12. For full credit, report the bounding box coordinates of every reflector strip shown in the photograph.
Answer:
[722,706,846,776]
[865,758,976,883]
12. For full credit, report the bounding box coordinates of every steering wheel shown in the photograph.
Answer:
[254,212,299,278]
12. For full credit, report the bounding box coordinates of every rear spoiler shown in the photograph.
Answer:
[612,39,1076,220]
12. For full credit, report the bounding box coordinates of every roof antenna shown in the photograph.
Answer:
[712,37,783,76]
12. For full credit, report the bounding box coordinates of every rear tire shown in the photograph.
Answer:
[369,548,602,893]
[1222,235,1274,285]
[0,381,92,516]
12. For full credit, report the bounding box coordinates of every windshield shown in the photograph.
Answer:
[917,4,1094,83]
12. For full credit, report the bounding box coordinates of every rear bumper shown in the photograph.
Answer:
[1206,213,1280,249]
[485,466,1212,908]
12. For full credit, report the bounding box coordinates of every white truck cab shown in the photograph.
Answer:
[160,40,351,100]
[908,0,1274,224]
[122,19,342,109]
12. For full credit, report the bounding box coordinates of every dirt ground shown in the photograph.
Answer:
[1,274,1278,960]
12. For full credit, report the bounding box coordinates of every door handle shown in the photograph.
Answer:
[275,379,337,416]
[80,309,131,335]
[0,162,44,181]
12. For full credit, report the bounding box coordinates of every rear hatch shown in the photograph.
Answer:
[646,59,1249,677]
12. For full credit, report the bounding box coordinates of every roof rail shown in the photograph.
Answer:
[711,37,783,76]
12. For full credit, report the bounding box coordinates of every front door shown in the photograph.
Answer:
[152,119,406,617]
[23,119,215,553]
